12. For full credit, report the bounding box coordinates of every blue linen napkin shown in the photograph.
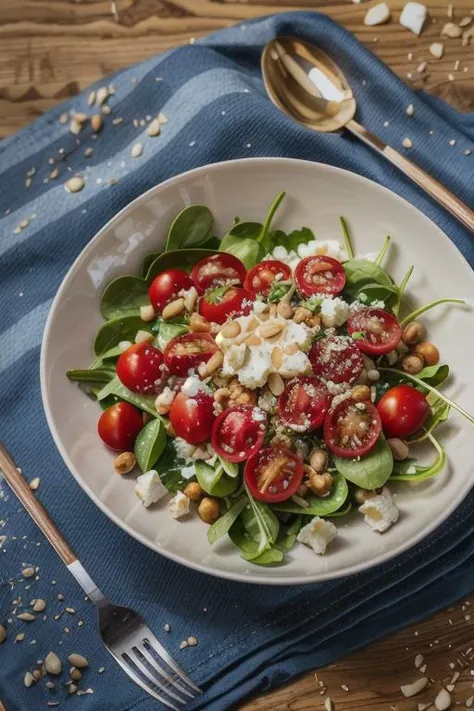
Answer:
[1,10,473,711]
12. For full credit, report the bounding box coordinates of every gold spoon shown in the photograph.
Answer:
[262,37,474,233]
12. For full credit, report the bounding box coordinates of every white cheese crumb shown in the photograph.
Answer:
[364,2,391,25]
[237,344,272,389]
[320,297,350,328]
[135,471,167,507]
[296,517,337,554]
[406,104,415,116]
[400,2,428,35]
[169,491,190,519]
[253,300,269,315]
[222,344,247,376]
[179,286,198,313]
[182,376,211,398]
[140,304,155,322]
[279,350,312,379]
[360,487,399,532]
[119,340,132,351]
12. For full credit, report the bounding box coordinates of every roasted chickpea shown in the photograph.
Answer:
[402,320,426,345]
[183,482,204,502]
[308,472,333,497]
[198,497,220,524]
[351,384,371,402]
[309,448,328,473]
[401,353,424,375]
[414,341,440,366]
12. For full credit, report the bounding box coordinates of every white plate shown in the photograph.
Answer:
[41,158,474,585]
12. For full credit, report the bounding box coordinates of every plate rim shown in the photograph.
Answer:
[40,156,474,586]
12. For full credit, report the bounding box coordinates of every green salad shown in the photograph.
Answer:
[67,192,473,566]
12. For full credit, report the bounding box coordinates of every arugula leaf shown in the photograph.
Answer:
[100,275,149,320]
[401,298,466,327]
[94,316,150,356]
[343,259,394,297]
[96,376,157,416]
[258,191,285,254]
[145,248,218,282]
[66,368,115,385]
[334,437,394,490]
[272,474,349,516]
[195,460,238,497]
[134,418,167,473]
[165,205,213,251]
[339,217,354,260]
[374,235,391,266]
[393,264,414,317]
[391,433,446,481]
[417,364,450,388]
[286,227,315,252]
[207,497,247,545]
[153,439,187,492]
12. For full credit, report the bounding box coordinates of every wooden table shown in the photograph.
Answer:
[1,1,473,708]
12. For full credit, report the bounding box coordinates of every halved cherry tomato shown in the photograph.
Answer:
[169,391,215,444]
[244,446,304,503]
[244,260,291,297]
[211,406,267,463]
[324,399,382,458]
[164,333,218,377]
[116,342,164,394]
[294,255,346,296]
[278,376,330,431]
[377,384,430,438]
[148,269,193,313]
[309,335,364,385]
[97,402,143,451]
[347,308,401,356]
[199,286,254,324]
[191,254,246,295]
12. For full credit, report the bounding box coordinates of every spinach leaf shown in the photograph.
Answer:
[141,252,161,278]
[343,259,394,297]
[334,437,394,489]
[228,519,284,566]
[219,228,263,269]
[272,474,349,516]
[96,376,157,416]
[94,315,148,356]
[218,456,239,478]
[286,227,315,252]
[153,439,187,492]
[374,235,391,266]
[153,318,189,350]
[100,276,149,320]
[355,283,399,309]
[393,264,414,317]
[339,217,354,260]
[145,248,219,281]
[327,499,353,518]
[417,364,450,388]
[235,485,280,561]
[391,433,446,481]
[408,400,450,443]
[66,368,115,385]
[259,191,285,254]
[134,418,167,473]
[275,515,302,552]
[379,367,474,426]
[90,345,124,369]
[200,236,221,250]
[195,461,238,497]
[250,547,284,566]
[165,205,213,251]
[207,497,247,545]
[400,298,466,327]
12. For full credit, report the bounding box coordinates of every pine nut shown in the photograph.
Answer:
[260,321,284,339]
[271,347,283,369]
[220,322,241,338]
[387,438,409,461]
[162,298,185,320]
[114,452,136,475]
[204,350,223,375]
[268,372,284,396]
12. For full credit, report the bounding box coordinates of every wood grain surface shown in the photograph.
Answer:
[1,1,473,710]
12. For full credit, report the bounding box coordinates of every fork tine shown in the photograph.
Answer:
[144,633,202,694]
[139,643,195,699]
[126,648,188,705]
[118,653,182,711]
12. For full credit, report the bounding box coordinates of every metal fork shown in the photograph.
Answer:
[0,445,201,710]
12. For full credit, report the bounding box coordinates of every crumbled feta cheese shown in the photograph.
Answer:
[222,343,247,376]
[370,299,385,309]
[173,437,197,462]
[182,376,211,397]
[119,340,132,351]
[279,350,312,379]
[238,344,272,389]
[181,464,197,480]
[253,300,269,315]
[169,491,190,519]
[359,487,399,532]
[272,246,288,261]
[320,297,350,328]
[179,286,198,313]
[297,241,317,259]
[364,2,391,25]
[282,320,312,350]
[258,388,277,412]
[135,470,167,507]
[386,350,398,366]
[297,517,337,554]
[155,386,175,414]
[399,2,428,35]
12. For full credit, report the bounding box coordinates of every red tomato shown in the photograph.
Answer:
[377,385,430,438]
[347,308,401,356]
[324,399,382,458]
[148,269,193,312]
[309,335,364,385]
[244,260,291,297]
[244,446,304,503]
[116,342,164,394]
[164,333,218,377]
[191,254,246,294]
[278,376,330,431]
[294,255,346,296]
[169,391,215,444]
[97,402,143,451]
[199,286,254,324]
[211,406,267,463]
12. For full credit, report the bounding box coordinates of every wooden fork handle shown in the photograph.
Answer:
[346,119,474,234]
[0,444,77,566]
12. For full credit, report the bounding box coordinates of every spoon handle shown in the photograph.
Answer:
[346,119,474,234]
